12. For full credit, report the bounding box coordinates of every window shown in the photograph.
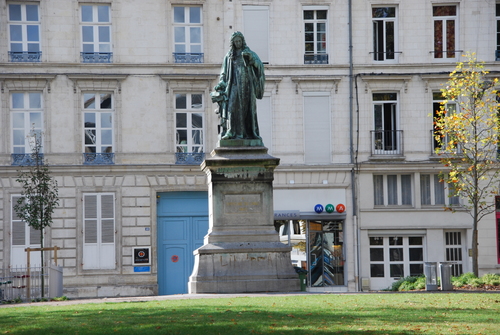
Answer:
[173,6,203,63]
[433,5,457,59]
[304,93,331,164]
[420,174,460,206]
[175,93,204,164]
[303,8,328,64]
[11,92,43,165]
[444,231,464,276]
[497,5,500,60]
[372,93,401,155]
[373,174,412,206]
[372,7,397,61]
[11,195,41,267]
[81,5,112,63]
[243,6,269,63]
[432,92,457,153]
[8,3,41,62]
[83,93,114,165]
[370,236,424,278]
[83,193,115,270]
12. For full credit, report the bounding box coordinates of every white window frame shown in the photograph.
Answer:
[8,3,41,53]
[372,6,398,62]
[80,4,112,53]
[175,93,204,154]
[172,6,203,55]
[373,92,400,154]
[83,92,114,154]
[432,92,458,153]
[369,236,424,279]
[444,231,465,276]
[433,5,458,60]
[420,173,460,206]
[373,174,413,207]
[83,193,116,270]
[303,6,328,63]
[11,195,41,268]
[11,92,43,154]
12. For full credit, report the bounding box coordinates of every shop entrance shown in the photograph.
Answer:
[308,220,345,286]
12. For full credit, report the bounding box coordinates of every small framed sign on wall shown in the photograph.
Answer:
[132,247,151,266]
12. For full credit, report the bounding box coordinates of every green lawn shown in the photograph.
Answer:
[1,293,499,334]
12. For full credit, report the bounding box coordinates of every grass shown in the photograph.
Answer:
[1,293,500,334]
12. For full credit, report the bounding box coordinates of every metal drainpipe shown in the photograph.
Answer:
[347,0,360,292]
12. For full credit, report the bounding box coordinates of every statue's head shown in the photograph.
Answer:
[230,31,247,50]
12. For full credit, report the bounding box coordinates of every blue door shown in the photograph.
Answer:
[157,192,208,295]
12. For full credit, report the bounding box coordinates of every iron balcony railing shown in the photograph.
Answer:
[370,130,403,156]
[81,52,112,63]
[175,152,205,165]
[304,53,328,64]
[83,153,115,165]
[430,130,463,155]
[173,53,204,63]
[11,153,44,166]
[9,51,42,62]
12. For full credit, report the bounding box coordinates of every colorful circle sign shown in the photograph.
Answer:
[325,204,334,213]
[171,255,179,263]
[336,204,346,213]
[138,251,146,258]
[314,204,324,213]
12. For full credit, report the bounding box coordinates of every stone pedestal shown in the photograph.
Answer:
[188,141,299,293]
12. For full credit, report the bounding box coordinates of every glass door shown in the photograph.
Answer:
[308,220,344,286]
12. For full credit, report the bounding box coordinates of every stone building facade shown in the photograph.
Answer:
[0,0,499,297]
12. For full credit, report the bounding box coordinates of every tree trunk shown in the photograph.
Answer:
[40,228,45,298]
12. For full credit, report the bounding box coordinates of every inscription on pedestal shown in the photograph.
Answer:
[216,167,265,179]
[224,194,262,214]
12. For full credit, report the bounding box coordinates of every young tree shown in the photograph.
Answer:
[14,131,59,298]
[434,53,500,276]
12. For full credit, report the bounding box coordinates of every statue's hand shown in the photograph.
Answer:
[242,52,254,65]
[214,82,226,91]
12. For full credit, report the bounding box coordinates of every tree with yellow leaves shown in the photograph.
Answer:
[434,53,500,276]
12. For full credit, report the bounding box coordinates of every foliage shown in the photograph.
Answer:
[388,272,500,291]
[451,272,478,287]
[433,53,500,275]
[13,131,59,298]
[1,294,499,334]
[481,273,500,286]
[451,272,500,287]
[50,295,69,301]
[386,275,426,291]
[13,132,59,236]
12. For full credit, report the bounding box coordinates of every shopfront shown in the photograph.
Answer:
[274,189,348,289]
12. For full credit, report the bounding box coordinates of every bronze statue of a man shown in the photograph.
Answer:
[212,31,265,140]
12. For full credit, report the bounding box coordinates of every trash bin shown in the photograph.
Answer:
[439,262,453,291]
[49,263,63,298]
[294,267,307,292]
[424,262,438,291]
[299,273,307,291]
